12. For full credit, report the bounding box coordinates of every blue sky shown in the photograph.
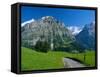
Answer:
[21,6,95,27]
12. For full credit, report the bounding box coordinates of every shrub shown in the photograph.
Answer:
[35,40,50,53]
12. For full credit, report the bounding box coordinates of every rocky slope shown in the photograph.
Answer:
[75,22,95,50]
[21,16,75,50]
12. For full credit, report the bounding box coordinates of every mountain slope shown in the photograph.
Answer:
[75,22,95,50]
[21,16,75,50]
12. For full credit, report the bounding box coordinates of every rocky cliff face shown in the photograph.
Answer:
[21,16,75,50]
[75,22,95,50]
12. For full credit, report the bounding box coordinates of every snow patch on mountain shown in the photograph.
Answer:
[67,26,83,35]
[21,18,35,27]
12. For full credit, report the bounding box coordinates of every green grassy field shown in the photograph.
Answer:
[21,47,95,71]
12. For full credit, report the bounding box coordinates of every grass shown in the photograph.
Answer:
[64,51,95,66]
[21,47,95,71]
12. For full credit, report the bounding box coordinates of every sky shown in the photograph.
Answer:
[21,6,95,27]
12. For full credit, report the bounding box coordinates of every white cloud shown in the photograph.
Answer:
[21,19,35,27]
[67,26,83,35]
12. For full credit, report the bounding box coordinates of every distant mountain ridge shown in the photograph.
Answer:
[75,22,95,50]
[21,16,95,52]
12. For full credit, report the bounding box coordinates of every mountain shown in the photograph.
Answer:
[21,16,75,50]
[21,19,35,27]
[75,22,95,50]
[67,26,83,35]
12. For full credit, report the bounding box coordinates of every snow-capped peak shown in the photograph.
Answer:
[67,26,83,35]
[41,16,54,20]
[21,19,35,27]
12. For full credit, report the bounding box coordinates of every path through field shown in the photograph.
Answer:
[63,58,86,68]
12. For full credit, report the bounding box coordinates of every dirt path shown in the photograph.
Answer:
[63,58,86,68]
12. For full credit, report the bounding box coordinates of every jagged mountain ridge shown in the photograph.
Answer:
[21,16,95,51]
[75,22,95,50]
[21,16,75,50]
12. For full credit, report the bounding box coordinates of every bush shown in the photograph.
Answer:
[35,40,50,53]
